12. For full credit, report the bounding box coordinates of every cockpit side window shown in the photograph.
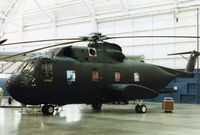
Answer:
[16,60,35,73]
[41,61,53,82]
[23,61,34,72]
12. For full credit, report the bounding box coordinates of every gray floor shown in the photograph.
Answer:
[0,102,200,135]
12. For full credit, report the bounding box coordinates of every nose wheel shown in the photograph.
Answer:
[42,104,54,115]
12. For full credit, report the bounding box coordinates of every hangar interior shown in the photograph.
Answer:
[0,0,199,67]
[1,0,200,103]
[1,1,200,135]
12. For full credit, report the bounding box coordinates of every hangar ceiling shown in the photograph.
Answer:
[0,0,21,24]
[1,0,200,27]
[1,0,200,70]
[0,0,15,22]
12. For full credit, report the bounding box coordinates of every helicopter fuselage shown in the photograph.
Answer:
[7,42,194,105]
[7,56,176,105]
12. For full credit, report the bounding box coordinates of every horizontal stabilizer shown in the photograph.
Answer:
[107,84,158,100]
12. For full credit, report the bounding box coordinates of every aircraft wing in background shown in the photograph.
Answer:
[0,51,44,61]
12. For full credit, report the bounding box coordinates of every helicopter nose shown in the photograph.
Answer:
[7,74,24,101]
[7,73,37,103]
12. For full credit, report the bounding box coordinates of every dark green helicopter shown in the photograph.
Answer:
[0,33,199,115]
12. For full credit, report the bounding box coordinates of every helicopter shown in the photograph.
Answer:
[0,32,199,115]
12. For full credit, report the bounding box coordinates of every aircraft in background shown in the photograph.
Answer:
[0,86,3,105]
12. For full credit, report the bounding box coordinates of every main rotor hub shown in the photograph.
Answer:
[85,32,107,43]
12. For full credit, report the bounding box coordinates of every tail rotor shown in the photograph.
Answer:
[168,50,200,73]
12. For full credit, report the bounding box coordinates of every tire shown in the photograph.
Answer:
[135,104,147,113]
[8,97,12,105]
[135,104,140,113]
[92,103,102,111]
[140,104,147,113]
[42,104,54,115]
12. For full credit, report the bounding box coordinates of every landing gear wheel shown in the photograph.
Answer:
[8,97,13,105]
[140,104,147,113]
[92,103,102,111]
[42,104,54,115]
[135,104,147,113]
[135,104,140,113]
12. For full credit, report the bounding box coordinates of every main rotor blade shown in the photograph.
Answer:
[106,35,200,39]
[0,40,82,60]
[2,35,200,46]
[168,50,200,55]
[1,37,82,46]
[0,39,7,45]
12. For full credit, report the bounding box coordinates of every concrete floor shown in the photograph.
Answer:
[0,102,200,135]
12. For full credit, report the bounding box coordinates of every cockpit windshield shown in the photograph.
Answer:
[16,60,35,73]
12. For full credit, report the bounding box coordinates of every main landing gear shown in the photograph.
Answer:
[135,100,147,113]
[42,104,55,115]
[91,103,102,111]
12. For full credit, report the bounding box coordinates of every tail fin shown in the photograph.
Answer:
[186,51,199,72]
[168,50,200,73]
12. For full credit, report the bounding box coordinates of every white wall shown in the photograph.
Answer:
[1,0,200,69]
[97,8,198,69]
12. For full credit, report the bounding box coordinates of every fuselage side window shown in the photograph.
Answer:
[92,69,99,81]
[115,72,121,82]
[134,72,140,82]
[66,70,76,83]
[41,61,53,82]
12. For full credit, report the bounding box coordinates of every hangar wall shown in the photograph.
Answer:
[148,69,200,104]
[1,0,200,103]
[1,0,199,69]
